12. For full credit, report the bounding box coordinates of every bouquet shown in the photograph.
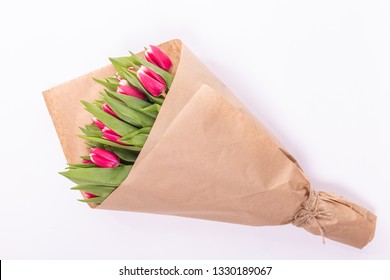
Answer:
[58,45,174,204]
[44,39,376,249]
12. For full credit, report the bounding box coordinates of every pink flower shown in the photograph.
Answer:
[137,66,166,97]
[102,103,119,118]
[81,159,94,164]
[84,192,98,199]
[92,117,105,130]
[115,73,123,81]
[118,79,129,86]
[145,45,173,72]
[117,84,147,100]
[102,127,121,143]
[89,147,120,168]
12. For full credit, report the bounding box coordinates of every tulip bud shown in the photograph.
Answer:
[102,102,119,118]
[102,127,122,143]
[92,117,105,130]
[118,79,129,86]
[81,159,94,164]
[137,66,166,97]
[116,73,123,81]
[84,192,98,199]
[89,147,120,168]
[117,84,147,100]
[145,45,173,72]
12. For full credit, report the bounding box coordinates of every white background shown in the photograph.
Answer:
[0,0,389,259]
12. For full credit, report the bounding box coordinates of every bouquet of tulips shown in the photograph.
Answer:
[59,45,174,204]
[44,39,376,249]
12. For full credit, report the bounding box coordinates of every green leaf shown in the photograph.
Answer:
[129,51,174,88]
[106,77,119,85]
[80,124,102,137]
[121,133,148,147]
[106,90,159,118]
[109,56,138,74]
[79,135,142,151]
[93,99,104,108]
[101,93,155,128]
[59,165,132,186]
[126,59,140,71]
[106,89,151,107]
[86,123,102,133]
[71,185,116,198]
[81,100,137,136]
[120,127,152,141]
[78,197,106,204]
[67,163,96,169]
[106,146,139,163]
[85,141,104,149]
[93,78,118,92]
[141,104,161,118]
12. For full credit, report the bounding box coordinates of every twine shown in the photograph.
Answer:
[292,190,335,243]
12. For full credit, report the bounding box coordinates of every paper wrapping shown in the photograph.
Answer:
[43,39,376,249]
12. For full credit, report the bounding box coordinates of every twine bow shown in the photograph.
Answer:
[292,190,335,243]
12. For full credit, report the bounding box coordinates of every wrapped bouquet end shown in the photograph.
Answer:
[44,39,376,249]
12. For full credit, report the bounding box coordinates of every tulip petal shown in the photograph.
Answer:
[102,103,120,118]
[102,127,123,144]
[92,118,105,130]
[120,68,164,105]
[84,192,99,199]
[90,147,120,168]
[117,85,147,100]
[145,45,173,72]
[130,51,174,88]
[137,66,166,97]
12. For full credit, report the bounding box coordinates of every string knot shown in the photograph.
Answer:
[292,190,334,243]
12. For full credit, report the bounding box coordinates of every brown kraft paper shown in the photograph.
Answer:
[43,39,376,249]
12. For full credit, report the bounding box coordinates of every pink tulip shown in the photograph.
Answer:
[102,127,121,143]
[115,73,123,81]
[89,147,120,168]
[92,117,105,130]
[84,192,98,199]
[81,159,94,164]
[102,103,119,118]
[117,84,147,100]
[137,66,166,97]
[118,79,129,86]
[145,45,173,72]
